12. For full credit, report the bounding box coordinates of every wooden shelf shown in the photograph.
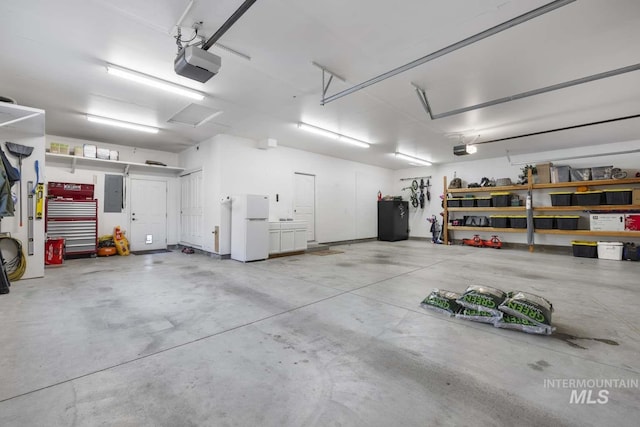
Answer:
[533,177,640,189]
[447,206,526,212]
[447,184,528,193]
[534,205,640,211]
[448,226,525,233]
[46,153,184,175]
[535,229,640,237]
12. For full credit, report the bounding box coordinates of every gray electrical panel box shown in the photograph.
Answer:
[104,174,123,213]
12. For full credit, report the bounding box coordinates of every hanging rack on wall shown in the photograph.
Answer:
[399,175,431,181]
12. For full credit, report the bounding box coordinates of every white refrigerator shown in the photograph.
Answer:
[231,194,270,262]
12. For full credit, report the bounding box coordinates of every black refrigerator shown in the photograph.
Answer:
[377,200,409,241]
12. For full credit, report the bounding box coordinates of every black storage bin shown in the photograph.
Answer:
[491,192,511,207]
[533,216,555,229]
[509,216,527,229]
[572,241,598,258]
[447,198,461,208]
[555,215,580,230]
[461,197,476,207]
[476,197,492,207]
[490,215,509,228]
[549,192,572,206]
[573,191,603,206]
[604,189,632,205]
[623,243,640,261]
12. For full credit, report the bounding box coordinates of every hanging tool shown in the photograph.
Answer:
[33,160,44,220]
[5,141,34,227]
[27,181,34,255]
[35,183,44,220]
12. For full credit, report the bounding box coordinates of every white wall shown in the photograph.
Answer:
[394,140,640,246]
[45,135,181,244]
[179,134,395,254]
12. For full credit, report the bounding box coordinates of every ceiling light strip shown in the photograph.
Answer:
[395,152,432,166]
[87,115,159,134]
[297,122,370,148]
[107,64,205,100]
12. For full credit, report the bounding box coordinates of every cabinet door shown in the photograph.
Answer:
[280,229,295,252]
[269,230,281,254]
[294,228,307,251]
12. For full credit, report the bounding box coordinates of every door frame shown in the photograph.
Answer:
[293,172,316,242]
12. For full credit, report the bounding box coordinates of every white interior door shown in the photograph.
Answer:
[180,170,203,247]
[130,179,167,251]
[294,173,315,241]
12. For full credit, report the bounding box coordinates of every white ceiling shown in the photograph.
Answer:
[1,0,639,169]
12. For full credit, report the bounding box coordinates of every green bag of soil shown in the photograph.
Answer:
[498,291,554,335]
[456,285,507,317]
[494,314,553,335]
[420,289,462,316]
[455,307,501,324]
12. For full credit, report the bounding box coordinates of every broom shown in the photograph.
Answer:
[5,141,34,227]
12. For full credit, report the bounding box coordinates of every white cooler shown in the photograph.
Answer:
[597,242,623,260]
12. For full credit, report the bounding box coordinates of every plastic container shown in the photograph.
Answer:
[591,166,613,180]
[549,192,572,206]
[555,215,580,230]
[570,168,591,181]
[476,197,492,207]
[491,192,512,207]
[490,215,509,228]
[623,243,639,261]
[597,242,623,260]
[572,241,597,258]
[509,215,527,229]
[573,191,603,206]
[461,197,476,207]
[603,189,632,205]
[447,198,461,208]
[551,165,571,183]
[533,215,555,229]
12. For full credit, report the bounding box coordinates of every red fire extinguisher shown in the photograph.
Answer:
[377,191,382,201]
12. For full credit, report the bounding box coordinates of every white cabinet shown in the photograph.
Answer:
[268,221,308,255]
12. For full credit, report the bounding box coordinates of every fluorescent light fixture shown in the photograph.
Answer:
[297,122,370,148]
[395,152,432,166]
[466,144,478,154]
[107,64,205,101]
[87,115,159,134]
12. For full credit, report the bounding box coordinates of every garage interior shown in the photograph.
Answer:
[1,0,639,425]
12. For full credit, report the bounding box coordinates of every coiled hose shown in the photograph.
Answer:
[0,236,27,281]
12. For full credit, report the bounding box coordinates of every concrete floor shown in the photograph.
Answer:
[0,240,638,426]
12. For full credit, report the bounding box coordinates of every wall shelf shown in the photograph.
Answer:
[535,229,640,237]
[443,171,640,250]
[533,177,640,189]
[534,204,640,212]
[448,184,527,193]
[45,153,184,175]
[448,226,525,233]
[447,206,526,212]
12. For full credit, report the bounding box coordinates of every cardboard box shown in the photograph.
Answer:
[625,214,640,231]
[590,214,625,231]
[535,163,552,184]
[633,188,640,205]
